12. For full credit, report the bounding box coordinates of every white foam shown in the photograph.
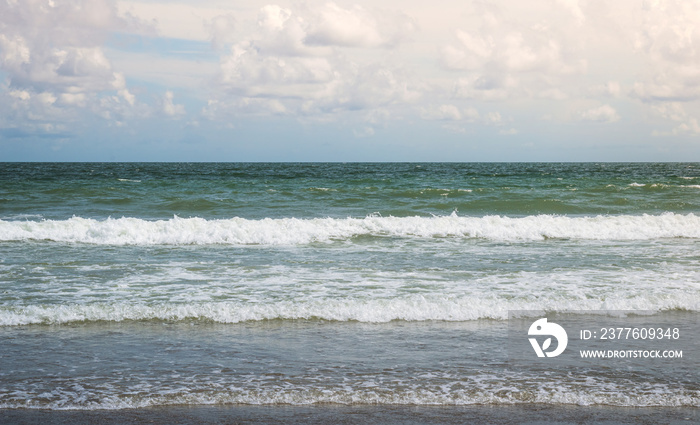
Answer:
[1,213,700,245]
[1,292,697,326]
[0,214,44,220]
[307,187,336,191]
[1,382,696,410]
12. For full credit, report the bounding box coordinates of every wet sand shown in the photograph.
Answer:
[1,405,697,425]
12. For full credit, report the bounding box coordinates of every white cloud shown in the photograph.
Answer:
[162,91,185,116]
[353,126,375,138]
[304,3,416,48]
[437,0,654,113]
[202,97,288,119]
[4,0,700,157]
[218,42,336,99]
[606,81,621,98]
[105,49,218,91]
[555,0,585,24]
[451,74,519,101]
[421,104,462,121]
[462,107,480,122]
[210,3,420,120]
[587,81,621,98]
[0,34,31,69]
[305,4,384,47]
[440,1,584,77]
[672,118,700,135]
[9,90,31,101]
[653,102,687,123]
[0,0,147,132]
[340,65,421,110]
[579,104,620,123]
[251,5,327,57]
[651,102,700,135]
[118,88,135,107]
[59,92,87,107]
[1,87,73,133]
[209,14,237,49]
[37,92,57,106]
[632,0,700,101]
[420,104,511,134]
[484,111,503,125]
[421,104,480,123]
[117,1,225,41]
[538,88,569,100]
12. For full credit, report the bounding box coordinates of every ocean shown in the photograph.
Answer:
[0,162,698,423]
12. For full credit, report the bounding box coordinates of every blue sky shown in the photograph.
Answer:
[1,0,700,161]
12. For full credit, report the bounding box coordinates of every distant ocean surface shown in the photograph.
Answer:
[0,162,698,412]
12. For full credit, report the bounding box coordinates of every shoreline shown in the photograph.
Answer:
[1,405,697,425]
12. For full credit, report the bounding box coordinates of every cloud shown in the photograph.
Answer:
[439,0,589,104]
[484,111,503,125]
[117,1,225,42]
[213,5,338,103]
[555,0,586,24]
[202,97,288,120]
[209,14,237,50]
[451,74,519,101]
[651,102,700,135]
[587,81,621,98]
[305,4,383,47]
[251,5,327,57]
[338,65,421,111]
[653,102,687,123]
[353,126,375,138]
[210,3,420,120]
[579,104,620,123]
[0,0,128,90]
[421,104,463,121]
[5,0,700,159]
[440,2,584,75]
[538,88,569,100]
[420,103,512,134]
[631,0,700,101]
[0,0,148,134]
[304,3,416,48]
[162,91,185,117]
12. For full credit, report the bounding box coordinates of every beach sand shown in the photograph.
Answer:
[1,405,697,425]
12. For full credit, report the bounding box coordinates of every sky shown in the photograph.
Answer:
[1,0,700,162]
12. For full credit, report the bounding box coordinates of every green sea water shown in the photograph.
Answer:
[0,163,698,410]
[3,162,700,220]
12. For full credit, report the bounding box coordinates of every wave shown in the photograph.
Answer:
[2,293,697,326]
[1,382,697,410]
[1,213,700,245]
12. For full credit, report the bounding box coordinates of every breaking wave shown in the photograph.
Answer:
[2,293,697,326]
[1,213,700,245]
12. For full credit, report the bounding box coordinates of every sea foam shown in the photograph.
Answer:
[2,292,697,326]
[1,213,699,245]
[1,378,696,409]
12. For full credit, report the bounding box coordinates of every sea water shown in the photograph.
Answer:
[0,163,698,410]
